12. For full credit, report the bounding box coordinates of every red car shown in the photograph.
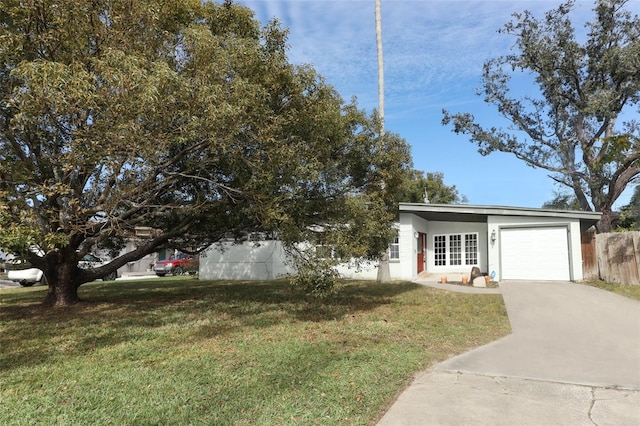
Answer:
[153,252,196,276]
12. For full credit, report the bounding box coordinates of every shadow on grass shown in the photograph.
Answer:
[0,278,420,373]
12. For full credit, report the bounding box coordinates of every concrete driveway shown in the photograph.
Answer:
[378,281,640,425]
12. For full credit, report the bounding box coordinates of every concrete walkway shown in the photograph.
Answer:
[378,281,640,425]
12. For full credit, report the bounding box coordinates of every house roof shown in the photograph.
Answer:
[399,203,602,229]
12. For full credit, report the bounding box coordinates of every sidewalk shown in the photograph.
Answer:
[414,272,501,294]
[378,281,640,425]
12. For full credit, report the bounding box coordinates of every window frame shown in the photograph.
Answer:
[433,232,479,267]
[389,233,400,261]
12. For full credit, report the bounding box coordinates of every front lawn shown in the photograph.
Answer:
[0,278,510,425]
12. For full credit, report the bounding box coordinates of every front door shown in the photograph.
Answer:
[417,232,425,273]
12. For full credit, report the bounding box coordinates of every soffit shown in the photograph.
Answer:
[399,203,602,227]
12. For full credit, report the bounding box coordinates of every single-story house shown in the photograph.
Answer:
[199,203,602,282]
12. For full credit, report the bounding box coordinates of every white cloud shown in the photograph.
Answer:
[235,0,613,208]
[240,0,593,107]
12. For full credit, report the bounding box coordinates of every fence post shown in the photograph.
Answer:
[581,230,598,280]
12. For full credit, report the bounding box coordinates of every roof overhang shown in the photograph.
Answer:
[399,203,602,230]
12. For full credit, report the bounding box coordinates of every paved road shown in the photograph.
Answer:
[378,281,640,425]
[0,279,22,289]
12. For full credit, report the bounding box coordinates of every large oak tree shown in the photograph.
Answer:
[0,0,412,306]
[443,0,639,232]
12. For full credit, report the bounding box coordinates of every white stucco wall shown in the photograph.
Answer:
[334,259,403,280]
[199,240,295,281]
[335,261,377,279]
[398,213,426,280]
[487,216,583,282]
[199,240,406,281]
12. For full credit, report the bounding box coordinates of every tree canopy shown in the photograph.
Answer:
[398,170,466,205]
[0,0,412,305]
[541,192,583,211]
[442,0,639,232]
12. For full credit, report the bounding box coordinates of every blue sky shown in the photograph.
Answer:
[236,0,635,209]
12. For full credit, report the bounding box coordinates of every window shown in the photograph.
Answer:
[433,233,479,267]
[465,234,478,265]
[389,233,400,260]
[434,235,446,266]
[449,235,461,265]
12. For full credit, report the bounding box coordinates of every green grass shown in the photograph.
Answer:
[584,280,640,301]
[0,277,510,425]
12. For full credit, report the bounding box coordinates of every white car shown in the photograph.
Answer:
[7,266,46,287]
[79,253,118,281]
[5,256,45,287]
[6,253,116,287]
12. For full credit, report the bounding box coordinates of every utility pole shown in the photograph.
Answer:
[375,0,391,283]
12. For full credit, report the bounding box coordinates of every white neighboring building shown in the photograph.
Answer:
[199,203,602,282]
[199,240,294,281]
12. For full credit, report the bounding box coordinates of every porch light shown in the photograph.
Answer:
[414,231,419,239]
[490,230,496,244]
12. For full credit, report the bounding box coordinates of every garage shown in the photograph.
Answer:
[500,226,571,281]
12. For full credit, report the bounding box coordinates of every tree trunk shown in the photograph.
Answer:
[596,210,616,233]
[44,281,80,306]
[42,262,81,307]
[377,251,391,283]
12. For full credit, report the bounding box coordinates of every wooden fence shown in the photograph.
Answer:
[582,231,640,285]
[581,231,598,280]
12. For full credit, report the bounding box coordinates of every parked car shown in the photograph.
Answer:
[5,256,45,287]
[79,254,118,281]
[7,266,46,287]
[153,252,196,276]
[5,253,117,287]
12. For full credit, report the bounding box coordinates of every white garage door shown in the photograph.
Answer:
[500,227,571,281]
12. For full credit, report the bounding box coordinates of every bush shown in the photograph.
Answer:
[289,259,341,298]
